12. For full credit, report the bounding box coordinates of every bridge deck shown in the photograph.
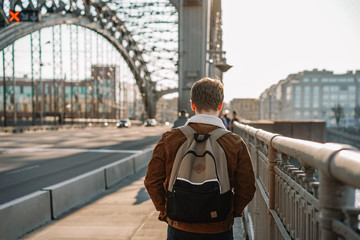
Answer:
[21,167,245,239]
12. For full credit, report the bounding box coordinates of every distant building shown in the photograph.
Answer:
[0,65,144,125]
[230,98,259,120]
[156,97,178,124]
[259,69,360,127]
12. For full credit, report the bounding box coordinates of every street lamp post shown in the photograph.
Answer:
[39,42,43,125]
[208,7,232,82]
[2,50,7,127]
[38,40,50,126]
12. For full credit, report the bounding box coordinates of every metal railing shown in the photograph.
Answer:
[233,122,360,240]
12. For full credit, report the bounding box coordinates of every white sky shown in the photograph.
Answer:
[221,0,360,102]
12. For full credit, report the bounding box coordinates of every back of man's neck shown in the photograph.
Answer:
[195,110,219,117]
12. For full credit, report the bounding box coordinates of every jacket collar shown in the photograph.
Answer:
[186,114,226,129]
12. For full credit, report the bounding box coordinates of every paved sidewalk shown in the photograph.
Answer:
[21,168,244,240]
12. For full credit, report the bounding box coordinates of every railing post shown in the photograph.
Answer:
[250,131,260,240]
[253,131,261,240]
[319,173,352,240]
[268,144,276,210]
[268,136,278,240]
[318,145,356,240]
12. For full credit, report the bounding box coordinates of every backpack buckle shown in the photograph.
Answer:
[194,133,210,143]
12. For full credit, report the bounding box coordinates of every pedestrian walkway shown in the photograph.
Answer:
[21,168,244,239]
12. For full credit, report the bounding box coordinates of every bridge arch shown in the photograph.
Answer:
[0,0,157,118]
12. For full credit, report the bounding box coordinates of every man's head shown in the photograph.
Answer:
[179,109,187,117]
[190,77,224,113]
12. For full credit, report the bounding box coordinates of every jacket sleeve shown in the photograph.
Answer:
[233,140,256,217]
[144,133,167,219]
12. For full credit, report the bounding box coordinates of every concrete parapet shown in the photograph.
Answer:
[0,191,51,240]
[104,156,135,188]
[134,148,153,172]
[0,120,142,134]
[0,149,153,239]
[0,125,87,134]
[241,120,326,142]
[43,169,106,219]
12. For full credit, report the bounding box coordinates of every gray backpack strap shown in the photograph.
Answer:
[178,125,196,139]
[209,128,231,140]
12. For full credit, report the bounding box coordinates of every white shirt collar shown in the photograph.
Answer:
[186,114,226,129]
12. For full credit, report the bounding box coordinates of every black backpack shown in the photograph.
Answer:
[166,125,231,223]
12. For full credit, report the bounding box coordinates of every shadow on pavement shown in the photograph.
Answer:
[134,187,150,205]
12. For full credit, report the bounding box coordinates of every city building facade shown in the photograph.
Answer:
[155,97,178,124]
[0,65,143,126]
[230,98,259,120]
[259,69,360,127]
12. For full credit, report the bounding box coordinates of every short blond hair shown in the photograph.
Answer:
[190,77,224,112]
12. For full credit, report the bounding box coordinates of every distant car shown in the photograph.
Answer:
[117,119,131,128]
[144,119,157,127]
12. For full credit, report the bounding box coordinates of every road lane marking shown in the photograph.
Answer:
[5,164,40,175]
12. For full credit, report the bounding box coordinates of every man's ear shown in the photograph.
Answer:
[218,101,223,111]
[191,101,196,111]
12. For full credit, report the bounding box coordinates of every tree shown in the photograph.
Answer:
[331,104,344,127]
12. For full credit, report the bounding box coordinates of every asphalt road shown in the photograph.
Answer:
[0,125,169,204]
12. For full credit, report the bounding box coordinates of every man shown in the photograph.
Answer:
[173,109,188,128]
[144,78,256,240]
[230,110,240,132]
[221,109,230,130]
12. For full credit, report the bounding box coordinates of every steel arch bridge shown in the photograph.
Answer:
[0,0,177,122]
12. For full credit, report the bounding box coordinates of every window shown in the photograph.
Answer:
[349,94,356,100]
[286,86,292,101]
[340,86,348,91]
[313,86,319,108]
[331,86,339,92]
[303,78,310,82]
[295,86,301,108]
[321,78,329,83]
[304,86,310,108]
[312,78,318,83]
[276,87,281,100]
[338,78,346,82]
[323,86,330,92]
[339,93,347,101]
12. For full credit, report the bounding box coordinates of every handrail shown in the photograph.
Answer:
[233,122,360,240]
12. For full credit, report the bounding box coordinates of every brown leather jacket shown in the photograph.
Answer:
[144,122,256,234]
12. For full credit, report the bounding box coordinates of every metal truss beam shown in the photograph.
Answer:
[0,0,157,118]
[155,87,178,101]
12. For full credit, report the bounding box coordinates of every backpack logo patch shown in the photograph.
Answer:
[193,162,205,173]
